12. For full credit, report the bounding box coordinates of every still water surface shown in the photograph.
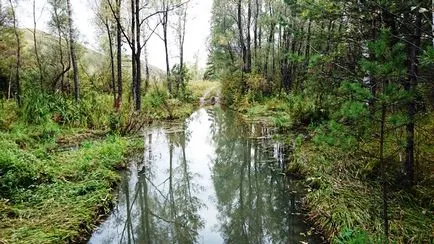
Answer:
[89,108,319,243]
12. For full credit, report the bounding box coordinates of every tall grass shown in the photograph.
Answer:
[20,90,114,129]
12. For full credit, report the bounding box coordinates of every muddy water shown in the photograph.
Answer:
[89,108,320,244]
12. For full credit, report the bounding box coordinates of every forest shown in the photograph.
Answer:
[0,0,433,243]
[207,0,434,242]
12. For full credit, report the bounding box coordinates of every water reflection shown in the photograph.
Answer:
[89,108,319,244]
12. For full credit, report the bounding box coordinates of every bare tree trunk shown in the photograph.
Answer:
[281,27,291,92]
[104,20,117,108]
[237,0,247,73]
[178,3,187,96]
[163,2,171,93]
[131,0,137,103]
[254,0,260,70]
[51,6,65,93]
[263,3,273,80]
[246,0,252,73]
[305,19,311,64]
[9,0,20,105]
[66,0,80,101]
[144,45,150,92]
[8,65,12,99]
[116,0,123,110]
[33,0,43,89]
[135,0,141,111]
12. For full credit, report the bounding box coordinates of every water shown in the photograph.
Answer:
[89,108,320,244]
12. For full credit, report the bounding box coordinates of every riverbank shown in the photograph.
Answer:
[0,83,218,243]
[236,96,434,243]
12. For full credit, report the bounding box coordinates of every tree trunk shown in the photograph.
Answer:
[131,0,137,103]
[404,13,422,187]
[305,19,311,65]
[9,0,20,105]
[254,0,261,71]
[33,0,43,89]
[281,27,291,92]
[264,4,274,80]
[66,0,80,101]
[144,45,150,92]
[237,0,247,73]
[135,0,141,111]
[380,99,389,242]
[51,4,66,92]
[178,4,187,96]
[116,0,123,110]
[104,20,117,108]
[8,64,12,99]
[246,0,252,73]
[163,2,171,93]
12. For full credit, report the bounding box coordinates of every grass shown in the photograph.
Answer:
[236,94,320,129]
[0,121,143,243]
[289,141,434,243]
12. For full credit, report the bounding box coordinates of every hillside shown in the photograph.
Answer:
[21,28,164,79]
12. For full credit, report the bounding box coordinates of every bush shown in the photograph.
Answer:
[221,71,244,105]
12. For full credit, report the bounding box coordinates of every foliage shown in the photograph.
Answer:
[170,64,193,101]
[210,0,434,242]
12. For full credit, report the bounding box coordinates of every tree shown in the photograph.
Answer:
[48,0,70,93]
[8,0,20,105]
[175,0,187,96]
[95,1,117,108]
[115,0,122,109]
[160,0,171,93]
[66,0,80,101]
[32,0,44,88]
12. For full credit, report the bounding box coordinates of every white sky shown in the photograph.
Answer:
[16,0,213,70]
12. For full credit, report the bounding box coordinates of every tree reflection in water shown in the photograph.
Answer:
[89,121,204,244]
[89,108,319,244]
[209,108,318,243]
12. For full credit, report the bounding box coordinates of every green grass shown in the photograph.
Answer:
[287,135,433,243]
[0,125,143,243]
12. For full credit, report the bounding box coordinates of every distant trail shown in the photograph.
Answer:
[200,85,221,106]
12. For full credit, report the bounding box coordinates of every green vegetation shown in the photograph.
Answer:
[0,85,202,242]
[0,0,205,241]
[0,128,142,243]
[208,0,434,242]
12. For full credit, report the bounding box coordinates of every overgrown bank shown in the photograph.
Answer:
[0,81,215,243]
[232,94,433,243]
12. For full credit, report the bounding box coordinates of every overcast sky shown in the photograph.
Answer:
[15,0,213,70]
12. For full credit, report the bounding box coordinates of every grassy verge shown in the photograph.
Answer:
[289,141,433,243]
[0,123,143,243]
[231,96,434,243]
